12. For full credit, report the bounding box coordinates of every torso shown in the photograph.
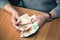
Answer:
[10,0,57,12]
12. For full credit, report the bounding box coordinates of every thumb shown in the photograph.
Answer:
[31,18,37,23]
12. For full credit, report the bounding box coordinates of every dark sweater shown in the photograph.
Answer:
[0,0,60,17]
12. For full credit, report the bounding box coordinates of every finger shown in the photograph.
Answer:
[15,18,22,26]
[13,23,20,29]
[15,21,20,26]
[31,18,37,23]
[12,15,19,24]
[12,18,20,29]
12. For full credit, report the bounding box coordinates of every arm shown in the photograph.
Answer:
[0,0,20,29]
[32,0,60,27]
[49,0,60,18]
[4,4,19,15]
[0,0,19,15]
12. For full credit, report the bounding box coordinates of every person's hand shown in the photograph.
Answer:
[32,14,49,27]
[12,13,20,29]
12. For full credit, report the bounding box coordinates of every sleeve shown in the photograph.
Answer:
[53,0,60,17]
[0,0,9,9]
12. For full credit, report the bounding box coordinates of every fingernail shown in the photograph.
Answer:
[16,23,19,26]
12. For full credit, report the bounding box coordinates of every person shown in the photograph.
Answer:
[0,0,60,29]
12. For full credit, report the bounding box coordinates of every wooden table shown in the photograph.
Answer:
[0,6,60,40]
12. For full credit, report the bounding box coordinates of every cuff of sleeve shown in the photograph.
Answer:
[54,5,60,18]
[0,1,9,9]
[54,8,60,18]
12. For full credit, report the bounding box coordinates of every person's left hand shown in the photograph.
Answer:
[31,14,49,27]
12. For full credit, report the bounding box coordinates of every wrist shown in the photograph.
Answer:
[43,13,50,20]
[4,3,19,15]
[43,10,57,21]
[42,12,53,21]
[12,11,18,15]
[39,10,57,21]
[50,10,57,18]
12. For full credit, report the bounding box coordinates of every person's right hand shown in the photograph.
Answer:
[12,13,21,29]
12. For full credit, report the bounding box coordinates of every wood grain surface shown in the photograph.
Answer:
[0,6,60,40]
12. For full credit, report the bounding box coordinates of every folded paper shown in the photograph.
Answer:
[15,13,39,37]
